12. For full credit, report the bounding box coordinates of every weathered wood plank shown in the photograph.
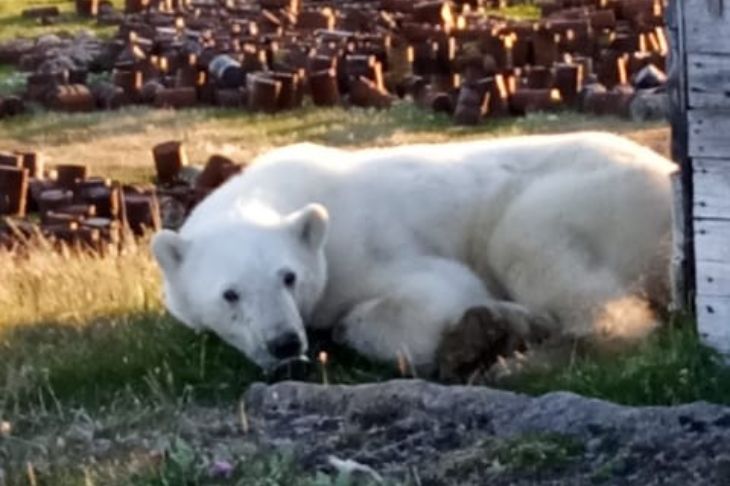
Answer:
[694,219,730,263]
[668,0,695,305]
[696,295,730,355]
[687,53,730,109]
[693,158,730,219]
[688,109,730,158]
[667,0,688,165]
[684,0,730,54]
[696,261,730,296]
[670,171,687,309]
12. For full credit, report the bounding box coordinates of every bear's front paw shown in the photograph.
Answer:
[436,306,526,384]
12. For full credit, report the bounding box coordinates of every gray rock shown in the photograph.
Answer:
[630,89,669,122]
[65,423,95,445]
[243,380,730,484]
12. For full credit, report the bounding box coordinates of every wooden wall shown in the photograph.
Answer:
[678,0,730,353]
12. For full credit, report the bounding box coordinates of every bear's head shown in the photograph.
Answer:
[151,203,329,371]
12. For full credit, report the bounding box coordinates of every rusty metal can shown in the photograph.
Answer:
[0,166,29,217]
[153,141,188,185]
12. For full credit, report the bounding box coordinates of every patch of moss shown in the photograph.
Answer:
[491,433,585,473]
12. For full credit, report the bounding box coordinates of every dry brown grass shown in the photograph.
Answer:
[0,104,670,183]
[0,237,161,328]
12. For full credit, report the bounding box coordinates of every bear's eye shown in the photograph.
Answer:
[282,271,297,288]
[222,289,240,303]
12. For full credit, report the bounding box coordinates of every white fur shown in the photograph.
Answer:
[151,132,677,370]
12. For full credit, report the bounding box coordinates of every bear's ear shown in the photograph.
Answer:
[285,203,329,251]
[151,229,188,273]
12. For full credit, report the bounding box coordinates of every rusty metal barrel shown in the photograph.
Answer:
[123,191,161,236]
[55,164,88,192]
[0,166,29,217]
[38,189,74,221]
[152,141,188,185]
[309,68,340,106]
[75,0,99,16]
[209,54,246,89]
[247,73,282,112]
[48,84,95,112]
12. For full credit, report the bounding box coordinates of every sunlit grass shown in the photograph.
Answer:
[485,1,541,20]
[0,103,668,183]
[0,236,160,327]
[0,64,25,96]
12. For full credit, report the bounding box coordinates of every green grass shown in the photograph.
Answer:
[503,316,730,406]
[0,64,25,95]
[129,447,382,486]
[485,2,541,21]
[1,103,647,147]
[492,433,584,473]
[12,442,388,486]
[0,0,123,42]
[0,102,665,184]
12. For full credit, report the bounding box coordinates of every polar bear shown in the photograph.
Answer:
[151,132,677,374]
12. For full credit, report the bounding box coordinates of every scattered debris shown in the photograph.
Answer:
[0,141,243,251]
[327,455,384,483]
[0,0,670,123]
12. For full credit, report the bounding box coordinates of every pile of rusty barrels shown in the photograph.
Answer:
[0,141,244,251]
[153,140,246,230]
[14,0,668,125]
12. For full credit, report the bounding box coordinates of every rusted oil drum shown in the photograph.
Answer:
[152,141,188,185]
[209,54,246,89]
[0,166,29,217]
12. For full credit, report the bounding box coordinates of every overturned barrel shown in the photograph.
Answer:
[209,55,246,89]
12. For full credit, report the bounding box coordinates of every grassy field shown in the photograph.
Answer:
[0,102,671,182]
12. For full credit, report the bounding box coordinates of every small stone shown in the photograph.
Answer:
[93,438,113,456]
[209,459,234,479]
[65,423,94,444]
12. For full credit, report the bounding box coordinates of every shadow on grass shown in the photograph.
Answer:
[0,311,396,419]
[0,312,259,415]
[3,308,726,424]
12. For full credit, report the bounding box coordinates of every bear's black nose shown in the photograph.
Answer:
[267,332,302,360]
